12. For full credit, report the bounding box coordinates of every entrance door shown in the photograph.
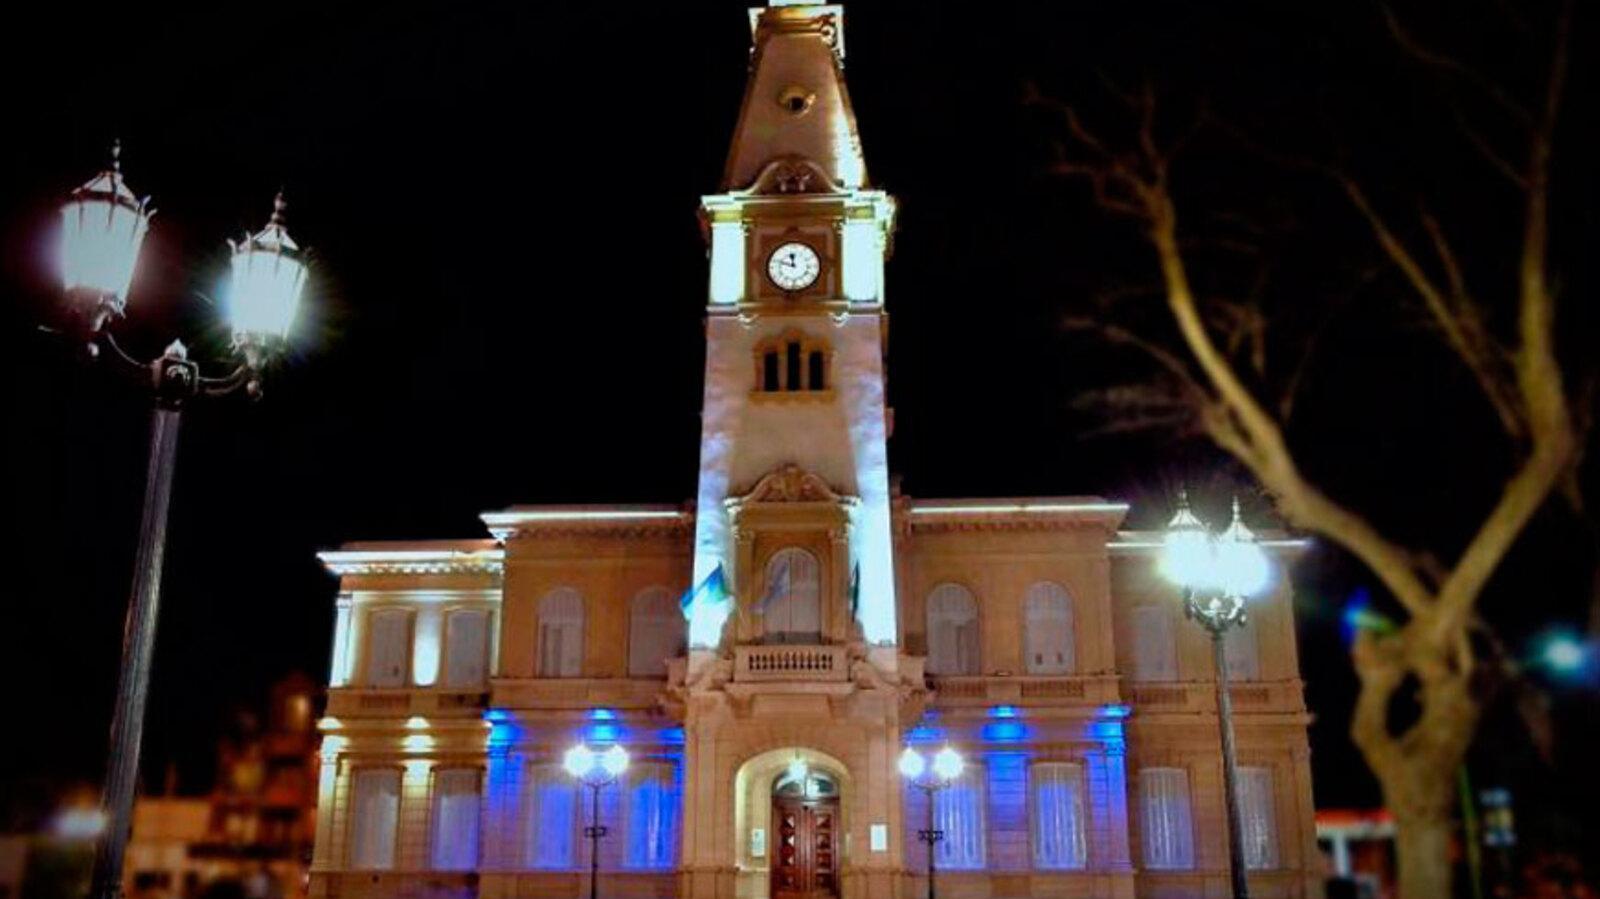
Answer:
[771,797,839,899]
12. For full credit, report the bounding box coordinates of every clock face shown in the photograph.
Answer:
[767,241,821,292]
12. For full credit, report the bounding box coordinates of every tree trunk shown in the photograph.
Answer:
[1351,631,1480,899]
[1392,804,1457,899]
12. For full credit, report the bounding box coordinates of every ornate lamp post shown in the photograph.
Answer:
[565,742,629,899]
[898,745,964,899]
[53,143,310,899]
[1159,491,1272,899]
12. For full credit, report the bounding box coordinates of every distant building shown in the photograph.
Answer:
[308,3,1320,898]
[125,674,319,899]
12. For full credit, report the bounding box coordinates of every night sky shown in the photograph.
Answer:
[1,0,1594,849]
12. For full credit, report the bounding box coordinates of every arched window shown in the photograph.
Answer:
[926,583,980,675]
[537,588,584,678]
[349,768,400,869]
[628,587,686,677]
[1131,605,1177,682]
[761,548,821,643]
[1224,622,1260,681]
[1023,582,1075,675]
[807,350,826,390]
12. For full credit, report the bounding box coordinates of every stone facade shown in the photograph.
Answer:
[306,4,1319,898]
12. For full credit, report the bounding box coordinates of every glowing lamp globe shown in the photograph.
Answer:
[564,744,595,779]
[897,747,925,780]
[600,744,630,779]
[227,193,308,347]
[1539,631,1588,676]
[59,143,151,308]
[1214,499,1271,598]
[931,746,964,782]
[1159,490,1214,591]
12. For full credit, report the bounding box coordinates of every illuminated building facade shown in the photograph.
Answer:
[307,3,1319,897]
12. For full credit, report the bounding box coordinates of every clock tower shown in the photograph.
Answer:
[689,0,899,656]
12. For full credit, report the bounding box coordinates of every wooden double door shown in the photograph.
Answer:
[771,796,840,899]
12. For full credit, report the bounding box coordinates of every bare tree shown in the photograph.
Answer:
[1036,4,1581,897]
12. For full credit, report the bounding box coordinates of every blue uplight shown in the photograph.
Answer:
[589,708,618,721]
[981,720,1029,743]
[906,724,944,744]
[989,705,1018,719]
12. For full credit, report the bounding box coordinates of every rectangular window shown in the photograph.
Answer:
[1224,624,1260,681]
[1239,766,1279,870]
[934,765,986,870]
[348,769,400,869]
[624,762,680,869]
[1132,606,1178,682]
[1139,767,1195,870]
[430,768,481,870]
[365,609,411,687]
[525,765,577,868]
[444,610,490,688]
[785,342,802,391]
[1032,763,1087,870]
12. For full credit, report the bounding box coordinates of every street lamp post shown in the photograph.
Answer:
[53,144,310,899]
[1159,491,1272,899]
[898,745,964,899]
[565,742,629,899]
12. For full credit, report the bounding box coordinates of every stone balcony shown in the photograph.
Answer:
[733,644,850,683]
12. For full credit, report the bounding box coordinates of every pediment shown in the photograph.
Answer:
[746,156,845,197]
[739,464,844,504]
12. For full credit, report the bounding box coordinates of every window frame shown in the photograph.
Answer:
[1138,766,1196,871]
[428,766,483,871]
[536,588,585,679]
[347,766,402,870]
[523,763,580,869]
[363,607,413,688]
[925,582,981,676]
[1023,582,1076,675]
[628,587,686,677]
[1030,761,1088,870]
[442,607,491,689]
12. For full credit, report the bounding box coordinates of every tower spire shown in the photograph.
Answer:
[722,2,865,191]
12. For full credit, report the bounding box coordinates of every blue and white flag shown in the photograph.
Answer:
[680,563,729,613]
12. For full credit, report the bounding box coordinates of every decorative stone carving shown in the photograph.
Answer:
[741,463,841,504]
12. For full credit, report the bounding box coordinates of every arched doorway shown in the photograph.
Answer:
[770,765,840,899]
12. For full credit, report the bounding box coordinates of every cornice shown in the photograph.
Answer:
[318,548,504,577]
[481,506,694,542]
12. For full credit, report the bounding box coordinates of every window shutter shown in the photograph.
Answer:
[430,768,481,870]
[1024,583,1075,675]
[1139,767,1195,870]
[444,610,489,688]
[1132,606,1177,682]
[1238,766,1279,869]
[365,610,410,688]
[349,769,400,869]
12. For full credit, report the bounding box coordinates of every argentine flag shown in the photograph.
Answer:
[681,564,731,647]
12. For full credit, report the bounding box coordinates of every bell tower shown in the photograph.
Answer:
[689,0,899,654]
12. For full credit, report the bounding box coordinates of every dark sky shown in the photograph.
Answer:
[1,0,1593,845]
